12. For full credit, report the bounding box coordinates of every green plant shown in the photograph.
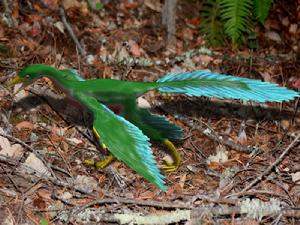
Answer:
[200,0,224,47]
[253,0,272,24]
[201,0,273,47]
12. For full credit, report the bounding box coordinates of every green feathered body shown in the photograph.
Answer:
[12,64,299,191]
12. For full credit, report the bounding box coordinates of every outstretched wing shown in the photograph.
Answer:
[157,70,299,102]
[74,92,166,191]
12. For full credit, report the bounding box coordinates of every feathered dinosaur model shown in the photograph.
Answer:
[9,64,299,191]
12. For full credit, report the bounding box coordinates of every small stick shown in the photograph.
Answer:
[0,131,57,179]
[241,133,300,192]
[59,6,86,57]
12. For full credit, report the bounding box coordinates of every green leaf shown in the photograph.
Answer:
[253,0,272,24]
[40,217,48,225]
[220,0,253,45]
[95,2,103,11]
[200,0,224,47]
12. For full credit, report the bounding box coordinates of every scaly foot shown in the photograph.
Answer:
[83,153,115,169]
[161,139,181,173]
[83,127,115,169]
[95,153,115,169]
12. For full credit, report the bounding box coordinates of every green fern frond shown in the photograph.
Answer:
[220,0,253,45]
[200,0,224,47]
[253,0,272,24]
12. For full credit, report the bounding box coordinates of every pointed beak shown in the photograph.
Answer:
[7,75,25,86]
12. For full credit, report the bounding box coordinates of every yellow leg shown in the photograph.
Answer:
[161,139,181,173]
[83,127,115,169]
[95,153,115,169]
[83,153,115,169]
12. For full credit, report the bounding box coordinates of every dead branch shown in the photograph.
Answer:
[241,133,300,192]
[160,106,261,154]
[162,0,178,51]
[59,6,86,57]
[61,205,300,224]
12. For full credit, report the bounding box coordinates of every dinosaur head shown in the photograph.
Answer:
[9,64,46,88]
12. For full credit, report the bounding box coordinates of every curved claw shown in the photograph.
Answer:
[161,139,181,173]
[95,153,115,169]
[83,127,112,168]
[83,154,115,169]
[161,165,179,173]
[83,159,96,167]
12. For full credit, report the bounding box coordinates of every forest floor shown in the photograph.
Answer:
[0,0,299,224]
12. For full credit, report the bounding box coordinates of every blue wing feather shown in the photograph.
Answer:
[74,93,166,191]
[139,108,183,140]
[157,70,299,102]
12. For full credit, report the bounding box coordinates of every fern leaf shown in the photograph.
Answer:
[253,0,272,24]
[220,0,253,45]
[200,0,224,47]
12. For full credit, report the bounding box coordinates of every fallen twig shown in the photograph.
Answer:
[79,196,191,210]
[0,131,57,179]
[240,133,300,192]
[60,205,300,224]
[59,6,86,57]
[160,106,261,154]
[0,154,93,195]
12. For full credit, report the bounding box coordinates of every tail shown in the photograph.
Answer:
[138,108,183,140]
[156,70,299,102]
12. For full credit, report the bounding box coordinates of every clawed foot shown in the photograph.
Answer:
[161,139,181,173]
[83,153,115,169]
[95,154,115,169]
[161,164,179,173]
[84,127,114,169]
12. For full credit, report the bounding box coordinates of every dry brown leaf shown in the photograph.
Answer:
[16,121,33,131]
[0,24,4,38]
[24,14,42,23]
[0,207,14,225]
[0,128,24,159]
[33,197,47,209]
[190,173,206,186]
[11,1,19,19]
[74,175,98,193]
[197,55,213,67]
[179,173,187,189]
[31,21,41,37]
[291,172,300,184]
[289,24,298,36]
[137,97,151,108]
[182,27,194,41]
[265,31,282,42]
[138,190,155,200]
[63,0,80,10]
[281,17,290,27]
[23,153,51,177]
[129,40,141,57]
[281,119,291,130]
[293,77,300,88]
[37,189,52,200]
[15,38,39,51]
[237,129,247,145]
[42,0,59,9]
[63,0,88,15]
[144,0,162,12]
[259,71,275,83]
[233,219,259,225]
[54,21,65,34]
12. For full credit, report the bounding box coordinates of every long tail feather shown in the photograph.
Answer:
[139,109,183,140]
[157,70,299,102]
